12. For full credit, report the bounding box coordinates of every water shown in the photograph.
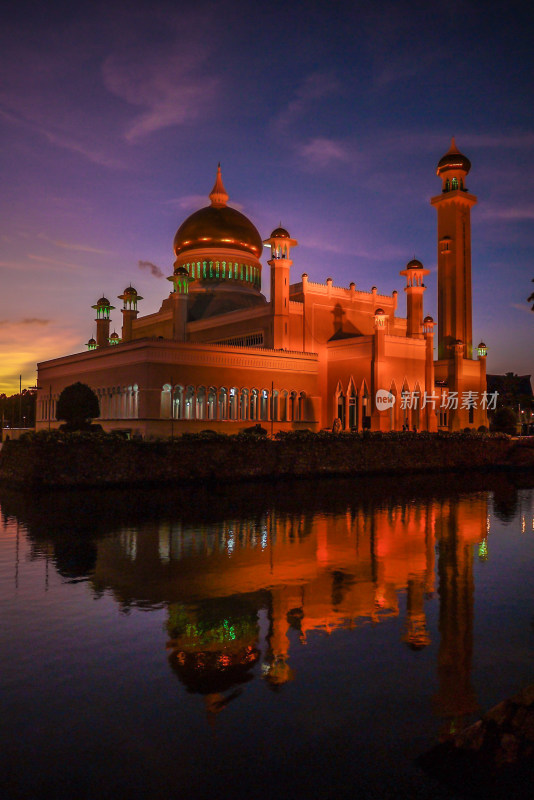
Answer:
[1,473,533,799]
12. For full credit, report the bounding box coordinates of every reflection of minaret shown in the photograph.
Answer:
[403,577,431,649]
[263,587,297,687]
[433,501,478,736]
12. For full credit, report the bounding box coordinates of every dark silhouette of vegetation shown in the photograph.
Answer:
[56,382,100,430]
[490,406,518,436]
[528,278,534,310]
[0,388,36,428]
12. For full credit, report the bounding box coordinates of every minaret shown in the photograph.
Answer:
[399,258,430,339]
[263,226,298,349]
[167,265,191,341]
[431,138,477,359]
[118,286,142,343]
[91,296,114,348]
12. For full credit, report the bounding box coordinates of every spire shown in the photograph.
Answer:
[209,163,229,208]
[447,136,460,154]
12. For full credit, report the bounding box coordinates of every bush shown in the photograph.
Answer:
[477,425,489,433]
[490,407,518,436]
[242,424,267,436]
[56,383,100,430]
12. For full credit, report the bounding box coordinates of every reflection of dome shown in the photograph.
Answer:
[168,646,259,694]
[437,138,471,176]
[173,166,262,259]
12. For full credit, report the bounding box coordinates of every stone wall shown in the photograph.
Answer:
[0,431,531,489]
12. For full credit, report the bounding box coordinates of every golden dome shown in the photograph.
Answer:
[173,166,263,259]
[437,137,471,175]
[270,226,290,238]
[406,258,423,269]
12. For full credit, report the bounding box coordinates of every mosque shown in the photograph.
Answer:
[36,140,488,435]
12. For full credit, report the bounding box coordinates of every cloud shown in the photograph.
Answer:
[297,137,352,169]
[271,73,340,137]
[479,205,534,222]
[102,47,219,143]
[27,254,84,272]
[139,260,165,278]
[0,108,124,169]
[462,133,534,149]
[0,318,50,328]
[510,302,534,314]
[37,234,112,255]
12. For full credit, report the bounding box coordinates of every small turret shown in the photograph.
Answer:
[92,296,114,347]
[118,285,142,342]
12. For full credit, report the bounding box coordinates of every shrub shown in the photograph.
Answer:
[56,383,100,430]
[490,407,518,436]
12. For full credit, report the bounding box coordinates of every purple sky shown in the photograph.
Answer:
[1,0,533,394]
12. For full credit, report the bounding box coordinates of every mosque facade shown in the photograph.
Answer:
[36,140,488,435]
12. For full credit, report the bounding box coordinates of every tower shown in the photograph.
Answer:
[167,266,191,341]
[91,296,114,348]
[431,138,477,359]
[399,258,430,339]
[118,286,142,343]
[264,226,298,349]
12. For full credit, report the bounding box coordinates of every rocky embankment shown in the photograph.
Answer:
[420,684,534,798]
[0,431,533,488]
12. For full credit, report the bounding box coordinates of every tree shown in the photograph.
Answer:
[56,382,100,430]
[490,406,518,436]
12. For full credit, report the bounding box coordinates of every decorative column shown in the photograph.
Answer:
[477,341,488,428]
[263,227,298,350]
[372,308,387,430]
[423,316,437,431]
[167,265,191,341]
[399,259,430,339]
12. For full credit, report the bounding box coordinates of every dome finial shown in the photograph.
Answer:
[209,164,229,208]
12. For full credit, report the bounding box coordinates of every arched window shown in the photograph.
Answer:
[348,387,357,429]
[445,179,450,192]
[184,386,195,420]
[362,386,371,429]
[250,389,259,420]
[298,392,306,421]
[451,177,458,190]
[279,390,288,422]
[161,384,171,418]
[196,386,206,420]
[240,388,249,421]
[219,387,228,420]
[289,391,298,421]
[272,390,279,421]
[173,385,184,419]
[132,384,139,419]
[260,389,269,421]
[229,388,238,420]
[207,387,217,420]
[337,391,345,427]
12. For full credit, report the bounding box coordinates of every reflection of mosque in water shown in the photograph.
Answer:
[83,493,489,731]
